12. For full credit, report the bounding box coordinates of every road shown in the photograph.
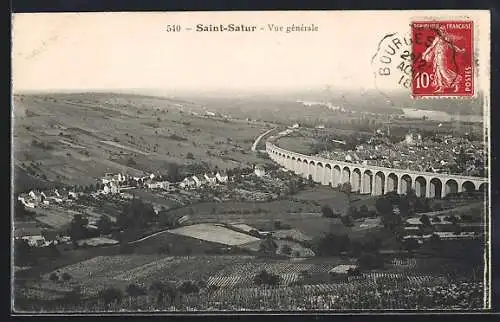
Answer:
[251,128,276,152]
[127,229,171,245]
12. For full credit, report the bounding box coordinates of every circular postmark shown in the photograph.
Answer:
[371,32,416,94]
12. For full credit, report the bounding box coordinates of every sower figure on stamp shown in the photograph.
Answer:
[422,25,466,93]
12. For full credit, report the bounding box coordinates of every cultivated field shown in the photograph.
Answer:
[168,224,261,246]
[16,254,483,311]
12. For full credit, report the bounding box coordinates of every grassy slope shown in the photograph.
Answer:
[12,93,271,188]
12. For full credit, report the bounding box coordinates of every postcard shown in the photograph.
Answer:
[11,10,491,312]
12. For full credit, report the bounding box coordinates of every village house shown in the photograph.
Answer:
[68,191,80,199]
[216,171,229,184]
[146,180,171,190]
[103,181,120,194]
[179,177,197,190]
[254,164,266,177]
[191,175,205,188]
[101,173,128,185]
[41,189,64,205]
[15,227,47,247]
[28,190,44,203]
[18,195,36,208]
[204,173,217,186]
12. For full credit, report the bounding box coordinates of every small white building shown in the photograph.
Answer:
[22,236,46,247]
[180,177,196,190]
[254,165,266,177]
[204,173,217,185]
[44,190,64,204]
[146,180,171,190]
[110,182,120,194]
[192,175,204,187]
[216,171,229,184]
[29,190,44,203]
[18,196,36,208]
[68,191,79,199]
[103,181,120,194]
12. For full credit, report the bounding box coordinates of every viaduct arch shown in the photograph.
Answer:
[266,142,488,198]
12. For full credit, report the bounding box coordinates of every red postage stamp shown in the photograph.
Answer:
[411,21,474,97]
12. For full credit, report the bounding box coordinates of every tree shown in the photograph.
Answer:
[340,215,354,227]
[64,285,82,304]
[99,287,124,306]
[350,240,363,257]
[445,215,460,225]
[375,197,393,216]
[158,208,178,228]
[126,283,147,297]
[150,281,177,306]
[313,234,350,256]
[254,270,280,287]
[403,238,419,255]
[420,214,432,227]
[118,198,155,230]
[406,189,418,213]
[186,152,194,160]
[281,244,293,256]
[97,215,112,235]
[432,216,442,223]
[126,283,147,306]
[341,182,352,195]
[61,272,72,282]
[460,214,474,223]
[178,281,200,295]
[14,199,29,220]
[247,229,260,238]
[321,205,338,218]
[69,214,89,244]
[362,234,382,253]
[127,157,137,166]
[452,223,463,235]
[382,213,402,231]
[399,196,410,217]
[14,239,33,266]
[429,234,443,253]
[358,253,383,270]
[259,236,278,256]
[49,272,59,282]
[46,241,61,259]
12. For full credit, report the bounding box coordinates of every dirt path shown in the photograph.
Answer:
[418,202,482,216]
[251,128,276,151]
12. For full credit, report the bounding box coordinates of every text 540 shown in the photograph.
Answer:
[165,25,181,32]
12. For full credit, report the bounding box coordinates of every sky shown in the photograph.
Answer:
[11,11,490,94]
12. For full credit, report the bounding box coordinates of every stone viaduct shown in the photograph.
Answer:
[266,142,488,198]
